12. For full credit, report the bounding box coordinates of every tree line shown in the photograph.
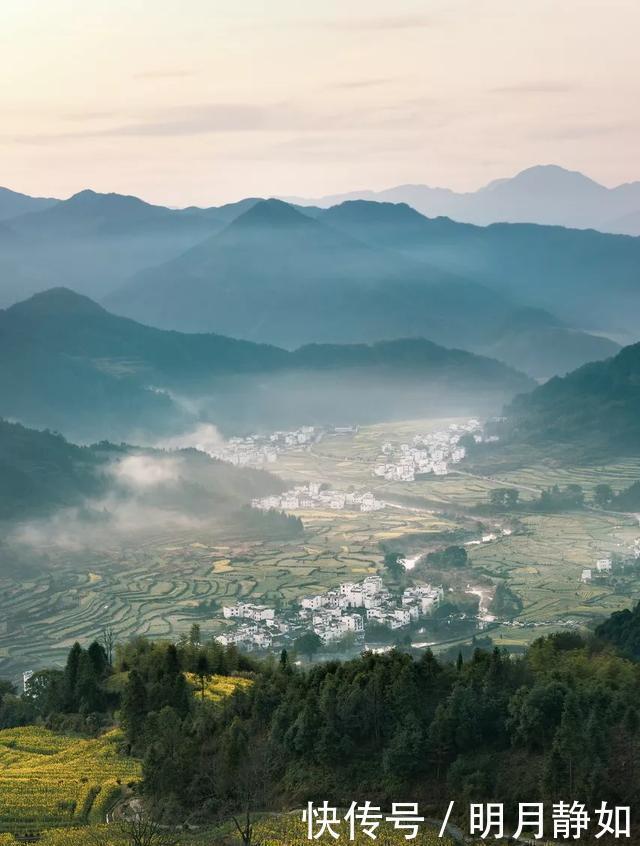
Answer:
[487,479,640,513]
[2,607,640,833]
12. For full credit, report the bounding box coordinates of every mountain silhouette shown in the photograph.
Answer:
[286,165,640,234]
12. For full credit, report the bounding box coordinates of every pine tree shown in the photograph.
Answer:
[63,642,82,711]
[75,651,101,714]
[195,653,210,700]
[122,669,147,749]
[189,623,201,646]
[87,640,108,678]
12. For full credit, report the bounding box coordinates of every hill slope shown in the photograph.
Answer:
[0,418,103,520]
[505,342,640,458]
[319,199,638,346]
[0,288,534,440]
[0,190,226,303]
[108,198,623,377]
[0,186,58,221]
[0,417,284,528]
[105,199,554,358]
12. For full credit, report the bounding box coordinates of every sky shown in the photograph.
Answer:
[1,0,639,205]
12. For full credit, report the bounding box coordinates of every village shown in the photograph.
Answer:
[251,482,386,513]
[216,575,444,652]
[373,418,495,481]
[579,542,640,584]
[205,425,323,468]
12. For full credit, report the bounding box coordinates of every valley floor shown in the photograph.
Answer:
[2,418,640,679]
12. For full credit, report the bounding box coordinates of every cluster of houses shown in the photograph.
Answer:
[251,483,386,514]
[217,576,444,651]
[218,602,282,650]
[208,426,322,468]
[581,557,614,583]
[581,543,640,584]
[373,419,490,482]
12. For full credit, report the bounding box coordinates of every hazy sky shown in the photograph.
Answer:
[1,0,639,205]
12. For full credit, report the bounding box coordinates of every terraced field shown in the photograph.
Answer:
[1,418,639,678]
[0,533,379,676]
[0,727,139,833]
[277,424,640,636]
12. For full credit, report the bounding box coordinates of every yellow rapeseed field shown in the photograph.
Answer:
[0,727,140,830]
[185,673,253,702]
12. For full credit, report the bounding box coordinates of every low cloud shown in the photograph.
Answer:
[321,14,437,31]
[12,99,417,143]
[491,81,577,95]
[155,422,225,456]
[532,121,634,141]
[109,453,182,489]
[330,78,398,90]
[10,498,202,551]
[133,69,195,80]
[10,451,208,551]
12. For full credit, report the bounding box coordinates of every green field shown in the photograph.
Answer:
[1,418,639,677]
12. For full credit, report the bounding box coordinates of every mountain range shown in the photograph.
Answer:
[0,288,534,442]
[0,186,58,221]
[285,165,640,235]
[6,165,640,235]
[0,173,637,382]
[315,200,639,344]
[105,198,624,377]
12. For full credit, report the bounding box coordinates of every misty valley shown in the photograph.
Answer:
[1,178,640,686]
[2,407,640,683]
[2,169,640,843]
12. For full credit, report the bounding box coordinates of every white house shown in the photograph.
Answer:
[301,594,325,611]
[340,614,364,633]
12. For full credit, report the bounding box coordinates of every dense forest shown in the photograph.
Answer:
[504,341,640,458]
[3,605,640,833]
[0,418,103,520]
[0,418,286,524]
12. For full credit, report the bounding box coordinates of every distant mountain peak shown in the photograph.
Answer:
[7,287,106,317]
[481,164,606,194]
[65,188,155,210]
[231,198,311,228]
[324,199,425,223]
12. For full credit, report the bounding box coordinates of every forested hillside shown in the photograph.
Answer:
[0,418,284,524]
[0,419,102,521]
[5,611,640,833]
[0,288,533,440]
[505,341,640,458]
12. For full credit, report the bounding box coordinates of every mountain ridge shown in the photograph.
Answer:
[0,186,59,222]
[105,198,623,378]
[504,341,640,458]
[285,164,640,234]
[0,287,534,441]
